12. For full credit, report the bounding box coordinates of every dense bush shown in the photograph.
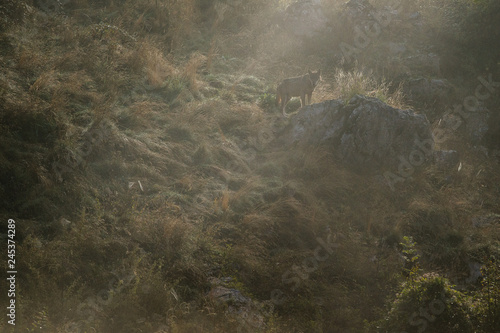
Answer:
[380,274,473,333]
[472,258,500,332]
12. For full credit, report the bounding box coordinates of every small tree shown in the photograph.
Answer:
[400,236,420,280]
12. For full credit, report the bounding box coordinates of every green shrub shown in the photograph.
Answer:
[258,91,276,112]
[380,274,473,333]
[472,257,500,332]
[400,236,421,279]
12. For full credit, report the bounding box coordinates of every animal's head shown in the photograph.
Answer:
[308,69,322,87]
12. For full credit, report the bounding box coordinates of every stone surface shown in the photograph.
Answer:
[403,77,453,107]
[279,95,434,173]
[438,106,490,144]
[207,277,268,330]
[209,286,250,306]
[466,261,483,284]
[465,109,490,144]
[472,214,500,228]
[434,150,459,170]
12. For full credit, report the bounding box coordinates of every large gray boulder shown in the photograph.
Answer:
[280,95,434,173]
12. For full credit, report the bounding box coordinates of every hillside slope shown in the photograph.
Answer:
[0,0,499,332]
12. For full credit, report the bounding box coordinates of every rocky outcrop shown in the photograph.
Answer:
[436,104,490,145]
[465,110,490,144]
[434,150,459,170]
[207,277,269,331]
[279,95,434,173]
[472,213,500,228]
[403,77,454,109]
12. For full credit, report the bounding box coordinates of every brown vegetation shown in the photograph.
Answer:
[0,0,498,332]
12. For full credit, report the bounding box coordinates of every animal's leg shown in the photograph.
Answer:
[283,95,291,110]
[300,94,306,107]
[282,95,291,117]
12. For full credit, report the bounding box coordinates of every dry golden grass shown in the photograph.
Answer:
[16,47,45,72]
[132,41,176,87]
[167,0,197,44]
[205,38,219,73]
[29,69,58,93]
[333,67,410,109]
[183,52,206,93]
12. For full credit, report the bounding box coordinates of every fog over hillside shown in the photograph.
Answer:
[0,0,499,332]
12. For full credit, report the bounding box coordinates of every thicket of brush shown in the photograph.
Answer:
[0,0,498,332]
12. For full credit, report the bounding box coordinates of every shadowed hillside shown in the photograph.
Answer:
[0,0,499,332]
